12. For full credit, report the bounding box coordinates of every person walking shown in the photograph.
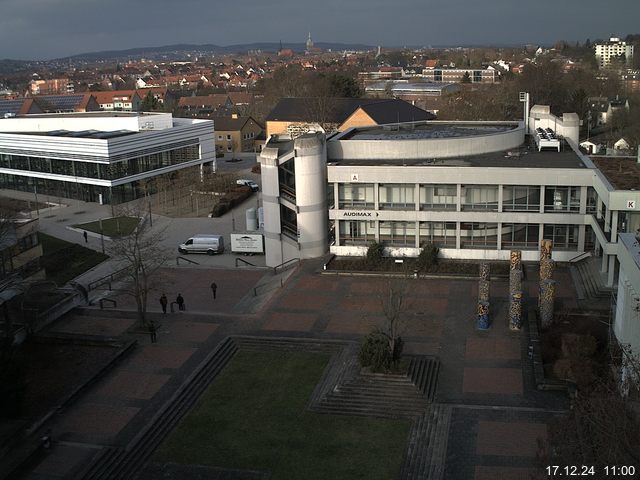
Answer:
[83,231,88,243]
[159,293,168,314]
[176,293,185,311]
[210,282,217,300]
[149,320,157,343]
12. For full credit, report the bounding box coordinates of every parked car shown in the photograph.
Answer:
[236,179,259,192]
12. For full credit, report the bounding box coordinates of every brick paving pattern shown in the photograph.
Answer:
[22,262,578,479]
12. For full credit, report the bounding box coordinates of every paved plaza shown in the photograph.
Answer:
[18,257,575,480]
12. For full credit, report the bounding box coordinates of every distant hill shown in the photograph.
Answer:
[55,42,376,62]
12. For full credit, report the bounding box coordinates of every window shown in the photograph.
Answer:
[501,223,539,249]
[420,184,457,210]
[379,221,415,247]
[378,184,414,210]
[462,185,498,211]
[419,222,456,247]
[503,186,540,212]
[217,135,223,140]
[543,224,579,250]
[338,183,374,209]
[339,220,376,246]
[544,186,580,213]
[460,223,498,249]
[226,134,232,140]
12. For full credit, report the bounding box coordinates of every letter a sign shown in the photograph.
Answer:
[351,173,359,182]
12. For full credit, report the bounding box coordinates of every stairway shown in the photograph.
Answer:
[571,257,614,300]
[399,405,452,480]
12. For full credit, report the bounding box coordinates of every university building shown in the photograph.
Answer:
[259,105,640,291]
[0,112,215,204]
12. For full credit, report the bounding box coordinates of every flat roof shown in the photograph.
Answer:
[591,157,640,190]
[14,129,137,139]
[339,122,517,141]
[11,111,160,119]
[329,137,588,169]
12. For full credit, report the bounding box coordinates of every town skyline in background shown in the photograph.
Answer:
[1,0,639,60]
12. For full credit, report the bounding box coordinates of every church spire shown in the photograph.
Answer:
[306,32,313,51]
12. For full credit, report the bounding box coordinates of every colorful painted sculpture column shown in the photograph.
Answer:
[477,263,490,329]
[509,250,523,330]
[540,279,556,328]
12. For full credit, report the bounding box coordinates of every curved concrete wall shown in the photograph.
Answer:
[328,123,524,160]
[294,135,328,258]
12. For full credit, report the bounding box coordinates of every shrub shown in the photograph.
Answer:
[359,330,391,372]
[561,333,597,358]
[359,329,404,373]
[365,241,385,268]
[416,242,439,272]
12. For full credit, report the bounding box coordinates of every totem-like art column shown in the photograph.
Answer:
[477,263,490,330]
[509,250,523,331]
[538,239,556,328]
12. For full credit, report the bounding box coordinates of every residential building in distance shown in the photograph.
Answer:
[420,66,498,83]
[0,94,100,117]
[0,112,215,204]
[259,103,639,294]
[92,90,142,112]
[595,37,634,69]
[365,81,460,114]
[29,78,73,96]
[265,98,435,138]
[212,114,263,153]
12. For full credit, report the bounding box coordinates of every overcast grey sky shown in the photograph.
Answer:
[1,0,638,60]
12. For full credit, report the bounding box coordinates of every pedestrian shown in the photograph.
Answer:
[159,293,168,314]
[210,282,217,299]
[83,231,88,243]
[176,293,185,311]
[149,320,157,343]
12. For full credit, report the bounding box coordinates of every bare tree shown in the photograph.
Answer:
[380,277,411,360]
[107,209,169,327]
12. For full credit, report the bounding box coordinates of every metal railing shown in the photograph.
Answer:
[273,258,300,275]
[88,266,130,291]
[568,251,592,263]
[235,258,256,267]
[176,256,200,266]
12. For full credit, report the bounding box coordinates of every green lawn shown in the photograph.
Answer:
[73,216,140,237]
[39,232,109,285]
[155,350,411,479]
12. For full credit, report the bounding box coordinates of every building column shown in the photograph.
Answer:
[538,223,545,247]
[605,208,611,233]
[539,185,545,213]
[597,197,603,220]
[578,224,586,252]
[415,221,420,248]
[611,211,619,243]
[456,184,462,212]
[497,223,503,251]
[456,222,461,250]
[333,183,339,209]
[601,252,608,274]
[335,220,340,246]
[374,183,379,210]
[607,254,616,287]
[579,186,587,215]
[415,183,420,212]
[497,185,503,213]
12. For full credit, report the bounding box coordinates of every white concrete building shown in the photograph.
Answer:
[614,233,640,390]
[259,107,640,290]
[595,37,635,69]
[0,112,215,204]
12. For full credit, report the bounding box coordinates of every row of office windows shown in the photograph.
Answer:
[335,183,595,213]
[0,144,199,181]
[338,220,585,251]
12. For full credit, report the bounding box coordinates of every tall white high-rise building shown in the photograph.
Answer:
[595,37,634,69]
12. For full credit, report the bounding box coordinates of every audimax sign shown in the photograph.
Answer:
[340,211,379,218]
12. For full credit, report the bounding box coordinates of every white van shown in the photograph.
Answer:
[178,235,225,255]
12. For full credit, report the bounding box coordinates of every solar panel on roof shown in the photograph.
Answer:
[0,100,25,116]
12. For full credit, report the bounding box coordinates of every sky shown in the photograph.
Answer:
[0,0,639,60]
